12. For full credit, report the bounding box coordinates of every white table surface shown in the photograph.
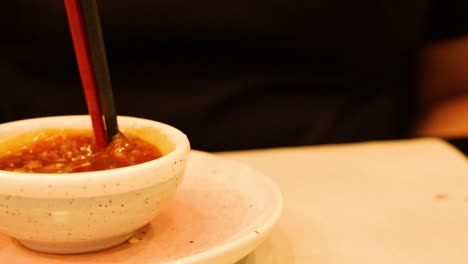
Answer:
[218,138,468,264]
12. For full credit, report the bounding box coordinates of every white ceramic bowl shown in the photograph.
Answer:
[0,116,190,254]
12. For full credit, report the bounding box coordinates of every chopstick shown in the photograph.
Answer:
[64,0,119,149]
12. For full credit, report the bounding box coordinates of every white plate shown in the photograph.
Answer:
[0,150,283,264]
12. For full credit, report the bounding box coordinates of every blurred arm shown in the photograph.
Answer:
[413,36,468,138]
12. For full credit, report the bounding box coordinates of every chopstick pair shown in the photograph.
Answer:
[64,0,118,149]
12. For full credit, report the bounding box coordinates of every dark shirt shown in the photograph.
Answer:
[1,1,468,151]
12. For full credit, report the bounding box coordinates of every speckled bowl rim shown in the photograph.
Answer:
[0,115,190,198]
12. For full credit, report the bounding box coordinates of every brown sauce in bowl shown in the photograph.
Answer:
[0,130,162,173]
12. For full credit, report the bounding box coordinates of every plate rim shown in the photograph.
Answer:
[163,150,284,264]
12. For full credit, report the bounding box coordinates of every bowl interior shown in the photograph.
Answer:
[0,116,190,198]
[0,116,178,156]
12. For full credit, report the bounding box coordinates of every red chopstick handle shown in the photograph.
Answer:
[64,0,107,149]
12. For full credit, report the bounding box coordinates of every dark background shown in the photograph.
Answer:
[1,1,467,152]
